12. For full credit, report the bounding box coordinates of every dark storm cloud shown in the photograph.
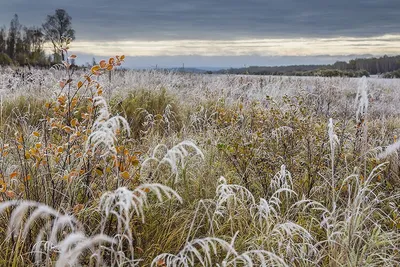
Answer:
[0,0,399,41]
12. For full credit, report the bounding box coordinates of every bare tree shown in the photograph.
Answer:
[6,14,21,60]
[42,9,75,62]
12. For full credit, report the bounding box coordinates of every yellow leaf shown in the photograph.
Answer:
[120,171,130,179]
[131,156,140,166]
[106,64,113,71]
[109,58,115,65]
[71,119,78,127]
[91,65,101,74]
[0,181,6,193]
[120,55,125,61]
[32,131,40,137]
[35,143,42,149]
[97,89,103,96]
[78,81,83,88]
[95,167,103,176]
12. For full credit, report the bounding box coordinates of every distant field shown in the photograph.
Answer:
[0,65,400,266]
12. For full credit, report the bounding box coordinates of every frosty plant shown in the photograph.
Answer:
[354,76,369,174]
[0,201,113,266]
[328,118,339,203]
[141,140,204,183]
[86,96,130,156]
[152,234,288,267]
[2,55,400,266]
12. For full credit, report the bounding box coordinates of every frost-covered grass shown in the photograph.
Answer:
[0,63,400,266]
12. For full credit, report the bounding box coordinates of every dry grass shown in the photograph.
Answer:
[0,60,399,266]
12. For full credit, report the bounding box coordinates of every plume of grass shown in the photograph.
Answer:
[152,234,288,267]
[86,96,130,156]
[99,184,182,225]
[270,165,293,194]
[0,200,114,266]
[328,118,339,203]
[355,76,369,123]
[141,140,204,183]
[214,176,255,219]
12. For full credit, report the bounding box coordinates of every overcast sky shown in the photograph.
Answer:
[1,0,399,68]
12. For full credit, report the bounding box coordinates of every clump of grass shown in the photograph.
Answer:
[111,88,183,139]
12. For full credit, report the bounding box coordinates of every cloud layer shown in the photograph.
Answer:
[1,0,400,41]
[1,0,399,66]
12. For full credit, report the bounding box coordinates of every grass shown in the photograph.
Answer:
[0,57,399,266]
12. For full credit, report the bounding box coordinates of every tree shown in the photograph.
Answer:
[0,27,6,53]
[42,9,75,62]
[6,14,21,60]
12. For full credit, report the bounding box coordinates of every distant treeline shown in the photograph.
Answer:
[0,10,75,67]
[217,55,400,77]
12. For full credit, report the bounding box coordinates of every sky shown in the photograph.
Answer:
[1,0,399,68]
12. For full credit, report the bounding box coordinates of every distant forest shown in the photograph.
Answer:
[216,55,400,78]
[0,9,75,67]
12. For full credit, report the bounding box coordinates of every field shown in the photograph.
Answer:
[0,58,400,266]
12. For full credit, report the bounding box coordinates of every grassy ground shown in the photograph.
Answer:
[0,61,400,266]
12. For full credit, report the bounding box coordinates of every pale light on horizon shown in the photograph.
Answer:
[65,34,400,58]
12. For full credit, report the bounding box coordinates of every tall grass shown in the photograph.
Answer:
[0,56,399,266]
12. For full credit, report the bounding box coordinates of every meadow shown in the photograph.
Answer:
[0,56,400,266]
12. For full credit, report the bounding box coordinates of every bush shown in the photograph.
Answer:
[0,53,13,65]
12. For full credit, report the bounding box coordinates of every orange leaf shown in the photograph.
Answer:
[156,259,166,266]
[78,81,83,88]
[73,204,84,214]
[10,171,18,179]
[106,64,113,71]
[58,95,67,104]
[25,174,31,181]
[69,54,77,59]
[120,55,125,61]
[71,119,78,127]
[5,191,15,198]
[99,60,107,68]
[143,187,150,193]
[62,126,73,134]
[109,58,115,65]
